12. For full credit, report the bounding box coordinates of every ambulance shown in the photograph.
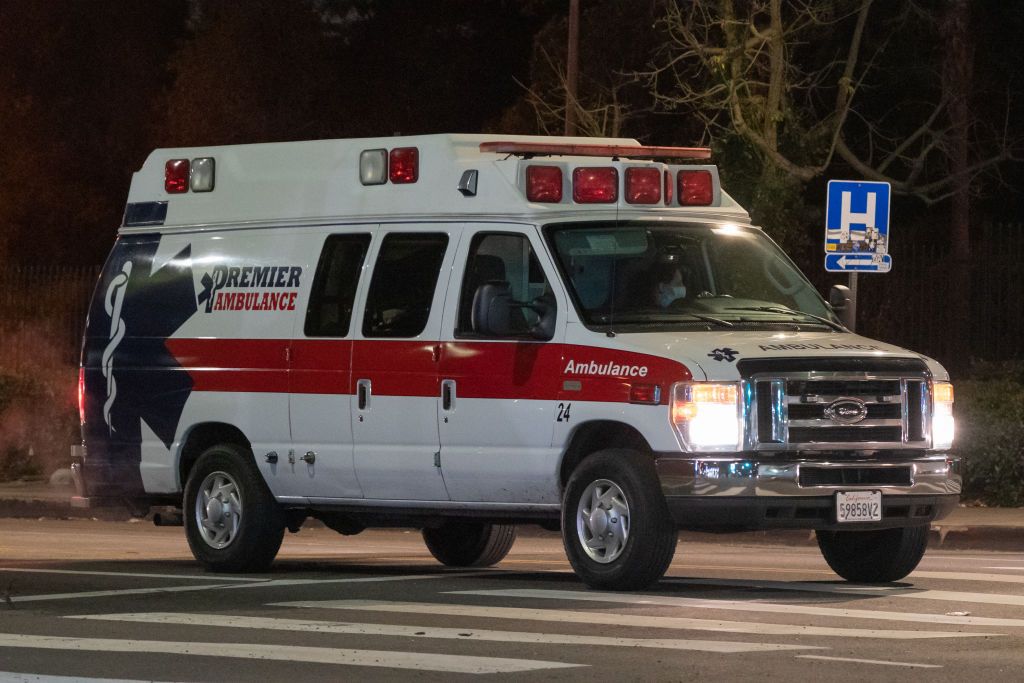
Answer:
[72,134,958,590]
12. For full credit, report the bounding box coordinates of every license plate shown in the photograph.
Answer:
[836,490,882,523]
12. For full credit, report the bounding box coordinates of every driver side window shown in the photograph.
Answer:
[456,232,554,338]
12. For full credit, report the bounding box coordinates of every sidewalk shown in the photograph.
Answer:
[1,479,1021,551]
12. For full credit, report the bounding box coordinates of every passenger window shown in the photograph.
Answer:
[305,234,371,337]
[457,232,555,338]
[362,233,448,338]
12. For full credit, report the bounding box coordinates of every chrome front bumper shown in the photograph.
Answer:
[654,453,961,531]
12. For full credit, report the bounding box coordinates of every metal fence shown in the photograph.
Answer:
[0,266,100,372]
[0,226,1022,377]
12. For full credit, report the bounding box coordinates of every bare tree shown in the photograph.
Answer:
[641,0,1019,205]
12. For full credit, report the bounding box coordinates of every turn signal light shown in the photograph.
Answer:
[625,167,661,204]
[678,169,713,205]
[526,165,563,202]
[664,170,674,205]
[573,167,618,203]
[628,383,662,404]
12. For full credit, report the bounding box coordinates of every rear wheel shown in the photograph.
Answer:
[816,525,929,583]
[561,449,677,590]
[183,443,285,572]
[422,521,517,567]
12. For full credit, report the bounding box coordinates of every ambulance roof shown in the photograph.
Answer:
[123,133,751,232]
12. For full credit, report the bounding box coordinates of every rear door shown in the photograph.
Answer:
[350,227,457,501]
[287,229,373,499]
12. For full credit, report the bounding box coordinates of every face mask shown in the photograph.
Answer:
[658,284,686,307]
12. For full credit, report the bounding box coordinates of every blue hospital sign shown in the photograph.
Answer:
[825,180,891,273]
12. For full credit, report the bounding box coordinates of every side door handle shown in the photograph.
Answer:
[357,379,371,410]
[441,379,456,411]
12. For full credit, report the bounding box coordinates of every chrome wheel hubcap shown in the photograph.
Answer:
[576,478,630,563]
[195,471,242,549]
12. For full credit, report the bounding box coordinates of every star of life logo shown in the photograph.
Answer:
[197,265,302,313]
[102,261,132,434]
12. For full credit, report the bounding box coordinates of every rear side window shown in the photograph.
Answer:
[305,234,371,337]
[362,232,448,338]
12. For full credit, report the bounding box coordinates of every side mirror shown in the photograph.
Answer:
[471,282,515,336]
[829,284,854,330]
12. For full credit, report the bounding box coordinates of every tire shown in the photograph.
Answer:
[422,521,517,567]
[183,443,285,572]
[816,525,929,583]
[561,449,677,590]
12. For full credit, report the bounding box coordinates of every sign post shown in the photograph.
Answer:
[824,180,892,331]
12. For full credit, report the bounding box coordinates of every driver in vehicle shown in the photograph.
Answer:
[652,260,687,308]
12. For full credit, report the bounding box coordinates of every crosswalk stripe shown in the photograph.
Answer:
[0,567,266,582]
[0,673,163,683]
[68,612,822,653]
[912,571,1024,584]
[10,572,489,604]
[450,589,1024,628]
[0,633,578,674]
[658,576,1024,607]
[271,599,998,639]
[795,655,941,669]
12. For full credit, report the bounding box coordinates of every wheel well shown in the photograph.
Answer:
[178,423,251,489]
[558,421,652,488]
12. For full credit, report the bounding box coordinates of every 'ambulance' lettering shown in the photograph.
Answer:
[564,359,649,377]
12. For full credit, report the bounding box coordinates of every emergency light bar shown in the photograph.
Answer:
[480,141,712,160]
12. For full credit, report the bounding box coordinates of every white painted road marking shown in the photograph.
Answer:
[660,576,1024,607]
[912,571,1024,584]
[10,571,491,603]
[0,673,170,683]
[68,612,822,654]
[0,633,579,674]
[274,599,998,640]
[452,589,1024,628]
[796,655,942,669]
[0,567,265,582]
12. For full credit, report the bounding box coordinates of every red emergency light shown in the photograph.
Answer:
[678,170,713,206]
[165,159,190,194]
[573,167,618,203]
[480,141,711,160]
[526,165,563,203]
[625,167,661,204]
[389,147,419,184]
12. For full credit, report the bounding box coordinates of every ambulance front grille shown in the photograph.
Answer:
[747,373,931,451]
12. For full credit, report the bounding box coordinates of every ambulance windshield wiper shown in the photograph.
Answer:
[606,313,733,328]
[726,306,845,332]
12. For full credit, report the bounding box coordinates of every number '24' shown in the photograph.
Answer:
[556,402,572,422]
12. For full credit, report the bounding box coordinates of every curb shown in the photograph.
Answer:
[2,494,1021,551]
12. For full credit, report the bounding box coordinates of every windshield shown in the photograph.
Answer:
[546,222,838,331]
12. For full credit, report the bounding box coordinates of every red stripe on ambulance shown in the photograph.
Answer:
[165,338,690,403]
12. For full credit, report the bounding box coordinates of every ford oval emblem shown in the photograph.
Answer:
[824,397,869,424]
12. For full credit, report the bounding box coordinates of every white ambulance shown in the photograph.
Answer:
[73,134,958,589]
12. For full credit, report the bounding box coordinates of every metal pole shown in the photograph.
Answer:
[565,0,580,136]
[848,272,858,332]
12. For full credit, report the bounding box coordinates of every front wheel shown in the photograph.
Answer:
[561,449,677,590]
[183,443,285,572]
[816,525,929,583]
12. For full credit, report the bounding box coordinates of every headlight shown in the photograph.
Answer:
[932,381,954,450]
[670,382,743,451]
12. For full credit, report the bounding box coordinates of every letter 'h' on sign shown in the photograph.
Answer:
[839,190,875,243]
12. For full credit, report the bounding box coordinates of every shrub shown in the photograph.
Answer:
[954,362,1024,506]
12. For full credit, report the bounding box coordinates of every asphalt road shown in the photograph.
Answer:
[1,519,1023,681]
